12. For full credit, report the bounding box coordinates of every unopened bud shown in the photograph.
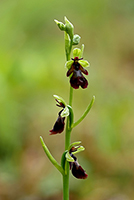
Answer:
[54,19,65,31]
[64,16,74,40]
[73,34,81,45]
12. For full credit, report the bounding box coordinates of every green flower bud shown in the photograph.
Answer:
[64,16,74,40]
[54,19,65,31]
[73,34,81,45]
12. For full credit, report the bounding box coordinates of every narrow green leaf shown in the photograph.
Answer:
[72,96,95,128]
[40,136,65,175]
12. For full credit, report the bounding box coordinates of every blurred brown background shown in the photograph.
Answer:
[0,0,134,200]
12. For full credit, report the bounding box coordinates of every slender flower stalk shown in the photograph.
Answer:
[63,40,74,200]
[40,17,95,200]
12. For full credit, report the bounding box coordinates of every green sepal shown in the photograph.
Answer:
[64,16,74,40]
[73,48,81,58]
[61,106,69,118]
[72,145,85,154]
[53,95,67,107]
[65,60,73,69]
[54,19,65,31]
[79,60,90,68]
[66,151,74,162]
[73,34,81,45]
[68,141,81,151]
[68,141,85,155]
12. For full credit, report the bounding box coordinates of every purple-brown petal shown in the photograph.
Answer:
[80,75,88,89]
[69,154,88,179]
[71,160,88,179]
[70,70,88,89]
[66,66,74,77]
[79,65,88,75]
[49,115,65,135]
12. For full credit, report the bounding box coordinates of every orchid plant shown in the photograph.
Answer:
[40,17,95,200]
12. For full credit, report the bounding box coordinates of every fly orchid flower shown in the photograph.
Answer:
[65,142,88,179]
[65,47,90,89]
[49,95,69,135]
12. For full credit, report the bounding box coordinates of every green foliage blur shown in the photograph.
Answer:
[0,0,134,200]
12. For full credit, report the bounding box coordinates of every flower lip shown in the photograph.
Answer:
[49,109,65,135]
[69,154,88,179]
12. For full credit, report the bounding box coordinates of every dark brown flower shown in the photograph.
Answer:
[69,153,88,179]
[49,110,65,135]
[66,57,88,89]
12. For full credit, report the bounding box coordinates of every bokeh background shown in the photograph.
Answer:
[0,0,134,200]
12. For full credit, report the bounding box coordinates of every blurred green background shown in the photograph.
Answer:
[0,0,134,200]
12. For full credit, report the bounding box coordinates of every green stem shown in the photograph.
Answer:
[40,136,64,175]
[63,42,73,200]
[63,162,70,200]
[72,95,95,128]
[63,110,72,200]
[69,86,73,106]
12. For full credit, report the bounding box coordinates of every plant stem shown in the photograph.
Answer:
[63,162,70,200]
[63,40,73,199]
[69,86,73,107]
